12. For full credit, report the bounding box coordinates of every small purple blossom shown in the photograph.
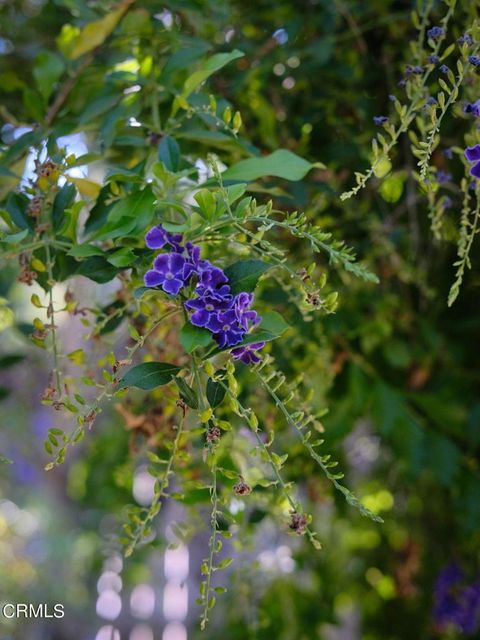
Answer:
[469,55,480,67]
[405,64,423,76]
[144,252,190,295]
[185,290,233,329]
[443,148,453,159]
[234,292,260,330]
[145,225,182,251]
[207,309,246,348]
[426,96,437,107]
[198,264,229,292]
[466,145,480,162]
[464,144,480,179]
[463,100,480,117]
[427,26,444,40]
[458,34,473,47]
[433,564,480,634]
[440,64,449,74]
[231,342,266,364]
[436,170,452,184]
[373,116,388,125]
[428,54,439,65]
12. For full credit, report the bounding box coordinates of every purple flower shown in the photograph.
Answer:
[406,64,423,76]
[373,116,388,125]
[433,564,480,634]
[464,100,480,117]
[208,309,246,348]
[426,96,437,106]
[198,264,229,291]
[234,292,260,330]
[443,148,453,159]
[185,290,233,329]
[144,252,190,295]
[428,54,439,65]
[469,55,480,67]
[145,225,182,251]
[458,34,473,47]
[231,341,266,364]
[471,162,480,179]
[436,170,452,184]
[440,64,449,74]
[466,145,480,161]
[427,26,444,40]
[465,144,480,179]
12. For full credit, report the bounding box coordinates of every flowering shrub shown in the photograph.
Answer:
[1,1,479,638]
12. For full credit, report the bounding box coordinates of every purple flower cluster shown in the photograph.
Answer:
[144,225,265,362]
[405,64,423,76]
[458,34,474,47]
[433,564,480,634]
[427,26,444,40]
[465,144,480,179]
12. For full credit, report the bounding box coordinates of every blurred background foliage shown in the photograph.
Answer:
[0,1,479,639]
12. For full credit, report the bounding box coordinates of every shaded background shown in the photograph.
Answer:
[1,1,480,639]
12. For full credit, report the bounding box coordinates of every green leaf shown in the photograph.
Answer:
[207,377,226,408]
[74,256,120,283]
[373,155,392,179]
[224,259,272,294]
[94,186,155,240]
[5,192,32,231]
[0,228,29,244]
[180,323,213,352]
[259,311,290,335]
[182,49,244,98]
[175,377,198,409]
[52,183,76,230]
[194,189,216,220]
[33,51,64,101]
[119,362,181,390]
[106,247,137,267]
[68,243,105,258]
[158,136,180,172]
[0,354,25,368]
[67,3,131,60]
[222,150,323,182]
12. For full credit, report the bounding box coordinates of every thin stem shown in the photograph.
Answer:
[44,238,62,395]
[216,378,321,548]
[125,412,185,556]
[254,368,383,523]
[200,461,219,631]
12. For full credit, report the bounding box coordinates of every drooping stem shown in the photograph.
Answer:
[200,461,219,631]
[44,238,62,395]
[125,412,185,557]
[216,377,322,549]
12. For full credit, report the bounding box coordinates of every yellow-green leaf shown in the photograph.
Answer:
[68,1,133,60]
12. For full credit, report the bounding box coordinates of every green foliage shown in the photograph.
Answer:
[119,362,182,390]
[1,1,480,638]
